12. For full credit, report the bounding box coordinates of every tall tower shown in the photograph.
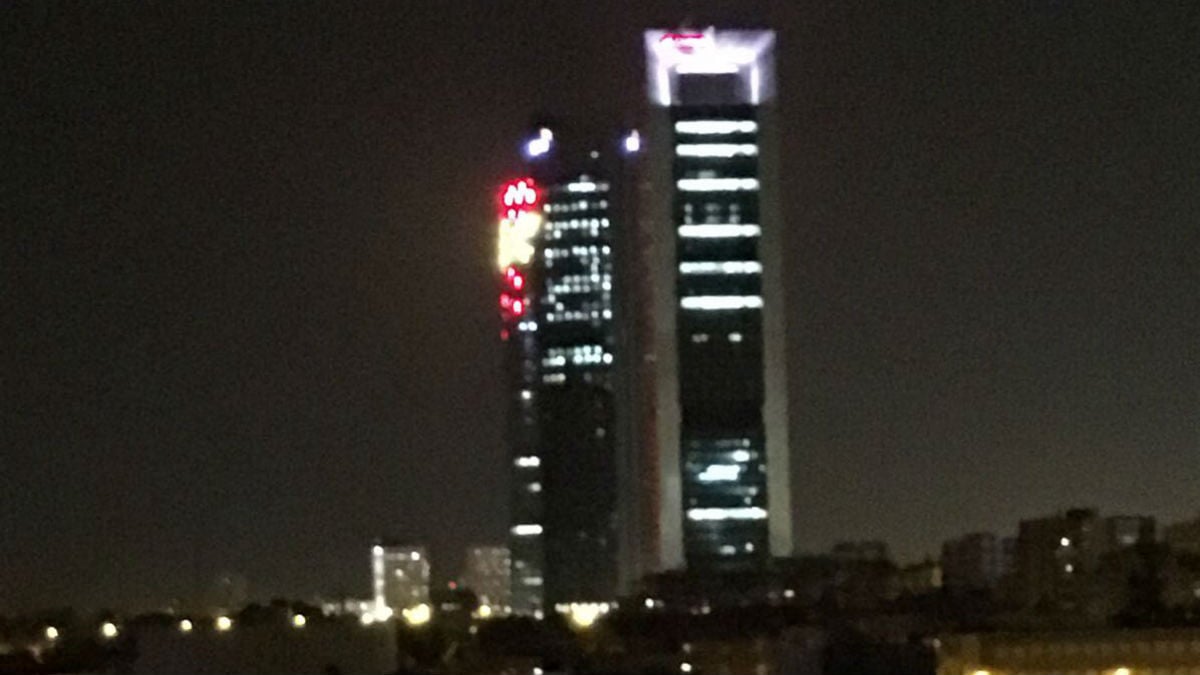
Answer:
[642,28,792,572]
[500,129,630,609]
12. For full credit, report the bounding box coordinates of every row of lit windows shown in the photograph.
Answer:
[547,217,609,231]
[719,542,758,555]
[545,308,613,324]
[541,345,613,368]
[544,245,610,259]
[680,295,763,310]
[544,199,608,213]
[545,275,612,295]
[691,332,746,344]
[682,201,745,225]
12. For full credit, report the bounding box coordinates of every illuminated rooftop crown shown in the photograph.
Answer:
[644,28,776,106]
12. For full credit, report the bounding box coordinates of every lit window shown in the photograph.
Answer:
[728,332,744,342]
[514,456,541,468]
[674,120,758,135]
[679,260,763,274]
[677,177,759,192]
[511,524,543,536]
[677,224,761,238]
[686,507,768,521]
[675,143,758,158]
[680,295,763,310]
[697,464,740,482]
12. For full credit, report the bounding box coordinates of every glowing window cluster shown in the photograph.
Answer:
[541,344,610,368]
[566,180,610,193]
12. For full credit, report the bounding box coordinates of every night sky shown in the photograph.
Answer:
[5,2,1198,612]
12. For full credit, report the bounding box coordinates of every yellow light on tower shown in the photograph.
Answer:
[179,619,194,633]
[215,615,233,632]
[497,211,541,270]
[44,626,59,641]
[291,613,307,628]
[475,604,493,619]
[100,622,119,639]
[402,603,432,627]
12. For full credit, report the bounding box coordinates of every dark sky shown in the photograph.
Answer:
[5,1,1198,612]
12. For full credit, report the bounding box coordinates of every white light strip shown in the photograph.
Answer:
[679,261,763,274]
[567,181,608,193]
[674,120,758,135]
[677,177,759,192]
[511,524,543,536]
[697,464,741,482]
[680,295,763,310]
[677,224,761,238]
[675,143,758,158]
[514,456,541,468]
[687,507,768,521]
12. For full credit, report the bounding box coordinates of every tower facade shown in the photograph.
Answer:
[500,133,629,609]
[642,28,792,571]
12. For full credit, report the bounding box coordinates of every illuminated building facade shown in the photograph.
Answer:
[499,128,633,609]
[497,175,547,615]
[461,545,511,611]
[371,542,430,615]
[641,28,792,571]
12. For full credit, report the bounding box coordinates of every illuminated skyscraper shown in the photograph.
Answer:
[641,28,793,572]
[498,130,632,610]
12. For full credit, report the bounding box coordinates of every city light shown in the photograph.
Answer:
[179,619,193,633]
[676,143,758,157]
[623,129,641,153]
[402,603,432,626]
[686,506,769,521]
[677,177,760,192]
[215,615,233,632]
[731,450,752,461]
[475,603,493,619]
[511,523,543,536]
[1060,537,1071,547]
[44,626,59,641]
[680,662,694,673]
[526,127,553,158]
[561,602,611,629]
[292,613,307,628]
[566,180,599,193]
[679,260,763,274]
[674,119,758,135]
[677,224,761,238]
[698,464,741,482]
[514,456,541,468]
[100,622,118,639]
[680,295,764,311]
[1113,668,1131,675]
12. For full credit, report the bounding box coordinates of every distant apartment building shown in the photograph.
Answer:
[1013,509,1155,613]
[832,541,891,564]
[941,533,1013,592]
[1166,514,1200,556]
[371,542,430,614]
[462,545,511,611]
[898,559,943,595]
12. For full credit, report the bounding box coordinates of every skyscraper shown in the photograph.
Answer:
[499,132,631,610]
[640,28,792,572]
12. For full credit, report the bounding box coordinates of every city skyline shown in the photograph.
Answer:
[5,2,1198,612]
